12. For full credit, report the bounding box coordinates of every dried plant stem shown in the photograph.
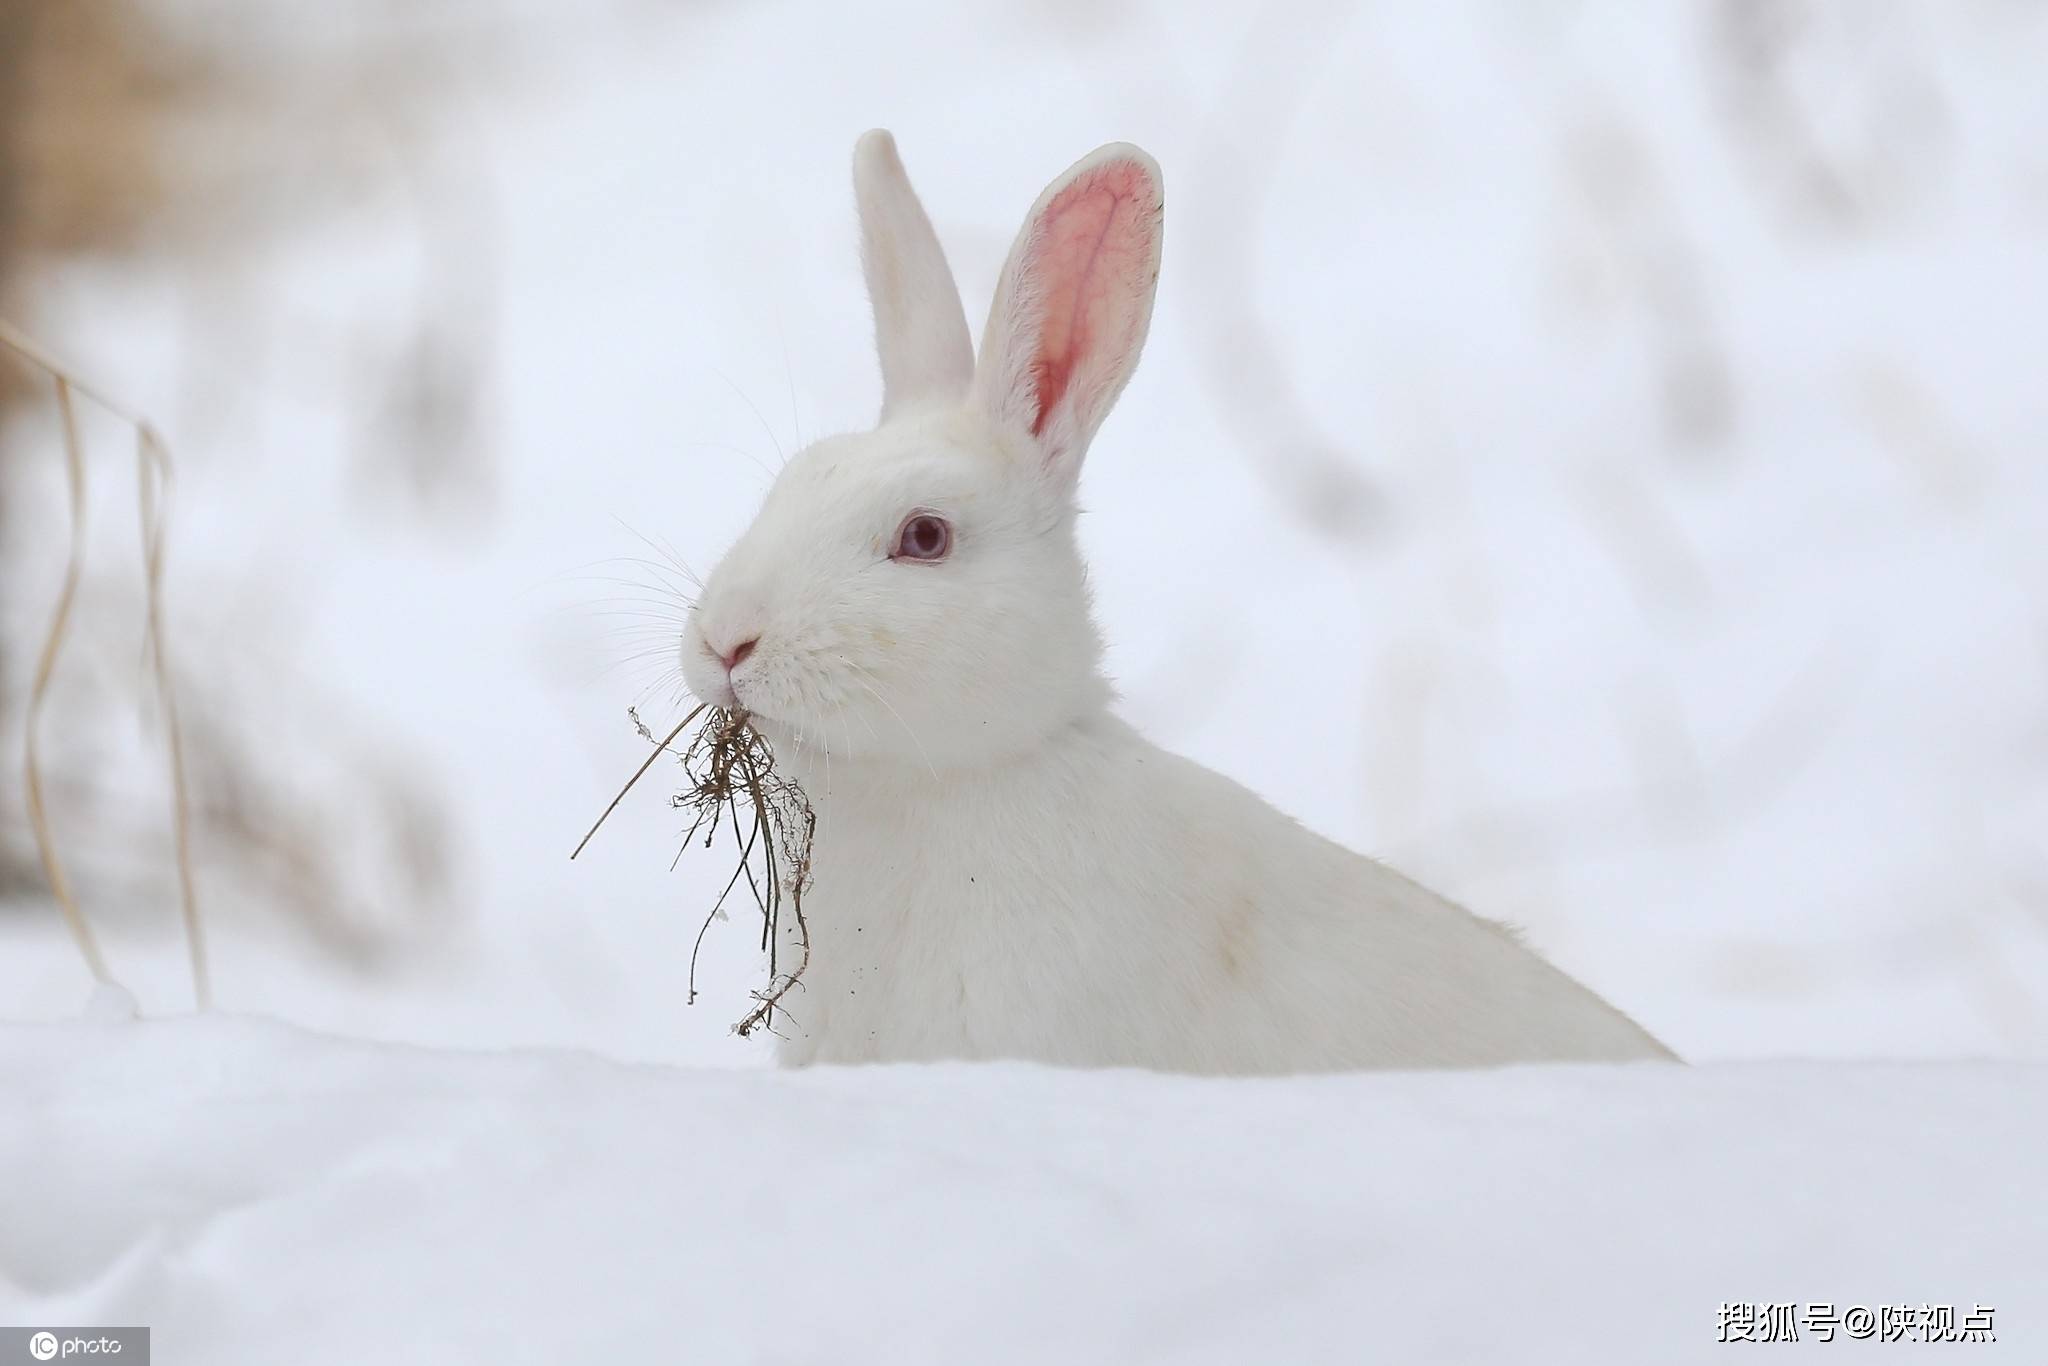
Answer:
[686,790,758,1006]
[2,318,209,1007]
[21,376,111,987]
[0,320,154,428]
[580,705,814,1035]
[570,702,706,860]
[730,734,811,1039]
[138,426,208,1007]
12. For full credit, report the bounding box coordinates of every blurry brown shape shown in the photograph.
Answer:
[1559,117,1737,461]
[0,3,213,399]
[0,5,196,246]
[1851,359,1985,509]
[2,0,504,498]
[1707,0,1957,236]
[178,697,455,971]
[1162,0,1391,550]
[0,0,497,971]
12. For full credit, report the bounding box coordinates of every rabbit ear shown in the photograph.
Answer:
[855,130,975,420]
[975,144,1163,483]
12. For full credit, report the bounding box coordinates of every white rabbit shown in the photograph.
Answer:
[677,130,1674,1072]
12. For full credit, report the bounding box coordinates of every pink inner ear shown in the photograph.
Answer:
[1026,160,1152,438]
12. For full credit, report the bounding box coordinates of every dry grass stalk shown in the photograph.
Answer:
[137,424,207,1006]
[573,703,815,1037]
[21,370,105,985]
[1,316,209,1007]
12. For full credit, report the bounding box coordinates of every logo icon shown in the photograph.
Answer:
[29,1332,59,1361]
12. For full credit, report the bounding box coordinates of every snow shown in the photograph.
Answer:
[3,1014,2039,1363]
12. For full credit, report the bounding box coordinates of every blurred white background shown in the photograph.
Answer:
[2,0,2044,1065]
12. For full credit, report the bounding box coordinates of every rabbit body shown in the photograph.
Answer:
[773,710,1671,1071]
[678,132,1673,1072]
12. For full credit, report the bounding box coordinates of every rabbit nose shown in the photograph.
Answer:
[719,636,759,673]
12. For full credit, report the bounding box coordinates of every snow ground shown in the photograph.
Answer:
[4,1012,2041,1364]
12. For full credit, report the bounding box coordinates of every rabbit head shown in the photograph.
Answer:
[681,131,1164,770]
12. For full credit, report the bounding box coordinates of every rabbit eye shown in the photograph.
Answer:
[891,512,952,563]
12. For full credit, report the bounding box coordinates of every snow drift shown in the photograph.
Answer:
[2,1014,2040,1363]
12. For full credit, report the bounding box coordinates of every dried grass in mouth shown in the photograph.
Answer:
[573,703,815,1038]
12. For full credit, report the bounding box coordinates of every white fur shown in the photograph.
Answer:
[854,130,975,419]
[679,133,1674,1072]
